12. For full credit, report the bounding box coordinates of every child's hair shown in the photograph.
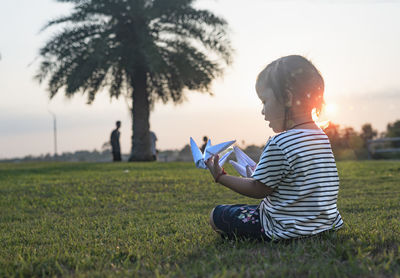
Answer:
[256,55,325,130]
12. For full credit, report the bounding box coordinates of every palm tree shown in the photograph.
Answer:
[36,0,232,161]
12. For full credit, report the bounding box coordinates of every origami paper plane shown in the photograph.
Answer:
[190,137,235,169]
[229,146,257,177]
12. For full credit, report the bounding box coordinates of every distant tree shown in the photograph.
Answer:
[386,120,400,147]
[243,144,262,162]
[36,0,232,161]
[324,123,366,159]
[178,144,192,161]
[324,122,341,151]
[360,123,378,147]
[179,144,191,157]
[342,127,357,148]
[101,141,111,152]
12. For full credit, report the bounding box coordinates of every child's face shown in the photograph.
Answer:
[256,85,286,133]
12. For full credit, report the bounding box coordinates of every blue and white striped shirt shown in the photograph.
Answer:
[252,128,343,240]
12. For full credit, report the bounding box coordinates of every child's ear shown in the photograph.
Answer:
[285,91,293,107]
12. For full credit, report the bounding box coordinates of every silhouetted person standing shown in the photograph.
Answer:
[110,121,121,161]
[200,136,208,152]
[150,130,158,161]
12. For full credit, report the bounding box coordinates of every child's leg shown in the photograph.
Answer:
[210,204,268,241]
[209,208,225,234]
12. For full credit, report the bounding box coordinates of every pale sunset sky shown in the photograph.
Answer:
[1,0,399,159]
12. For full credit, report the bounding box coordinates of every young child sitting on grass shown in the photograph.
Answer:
[206,55,343,241]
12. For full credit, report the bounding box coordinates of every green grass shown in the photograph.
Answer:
[0,161,399,277]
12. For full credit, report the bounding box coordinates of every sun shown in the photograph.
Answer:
[325,102,338,116]
[311,102,339,129]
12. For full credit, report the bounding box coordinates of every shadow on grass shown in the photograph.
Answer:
[0,162,101,178]
[170,230,349,276]
[0,161,196,180]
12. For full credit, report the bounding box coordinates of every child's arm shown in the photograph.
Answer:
[206,155,273,199]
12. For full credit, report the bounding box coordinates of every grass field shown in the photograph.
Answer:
[0,161,399,277]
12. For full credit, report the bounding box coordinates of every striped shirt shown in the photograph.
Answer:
[252,128,343,240]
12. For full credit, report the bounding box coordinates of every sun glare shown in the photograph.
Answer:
[325,103,338,116]
[312,108,330,129]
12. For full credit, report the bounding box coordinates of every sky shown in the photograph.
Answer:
[1,0,400,159]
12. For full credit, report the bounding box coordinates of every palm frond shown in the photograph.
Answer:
[147,39,221,104]
[37,0,233,106]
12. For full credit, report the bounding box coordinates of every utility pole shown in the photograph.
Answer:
[48,110,58,158]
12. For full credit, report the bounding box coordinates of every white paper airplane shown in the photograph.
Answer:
[229,146,257,177]
[190,137,235,169]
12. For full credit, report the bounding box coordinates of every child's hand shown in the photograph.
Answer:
[205,154,223,180]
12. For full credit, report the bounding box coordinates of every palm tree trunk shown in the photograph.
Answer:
[128,70,153,161]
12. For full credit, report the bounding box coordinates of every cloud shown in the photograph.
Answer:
[0,110,126,136]
[360,89,400,100]
[0,113,50,135]
[335,89,400,101]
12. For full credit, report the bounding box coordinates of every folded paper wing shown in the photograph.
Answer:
[219,150,233,166]
[205,140,236,161]
[190,137,235,169]
[229,146,257,177]
[233,146,256,168]
[230,160,247,177]
[190,137,206,168]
